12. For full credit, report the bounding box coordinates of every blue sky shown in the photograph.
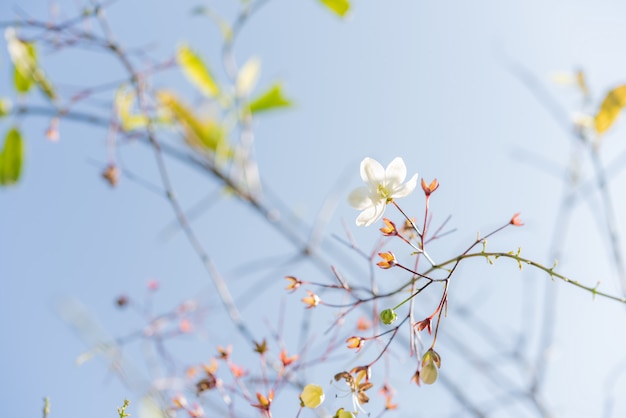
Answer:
[3,0,626,417]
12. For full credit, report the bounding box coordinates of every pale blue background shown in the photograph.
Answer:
[2,0,626,417]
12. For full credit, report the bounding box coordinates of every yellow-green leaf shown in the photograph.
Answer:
[157,91,230,157]
[319,0,350,17]
[248,84,292,114]
[595,85,626,135]
[35,70,56,100]
[6,28,56,100]
[0,127,25,186]
[115,86,148,130]
[176,44,220,98]
[10,39,36,94]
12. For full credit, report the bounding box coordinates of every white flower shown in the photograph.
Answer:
[348,157,418,227]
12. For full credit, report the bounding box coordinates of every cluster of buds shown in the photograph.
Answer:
[285,157,526,412]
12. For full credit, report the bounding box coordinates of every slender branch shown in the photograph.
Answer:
[437,251,626,304]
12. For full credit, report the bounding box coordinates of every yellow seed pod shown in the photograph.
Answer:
[300,384,325,409]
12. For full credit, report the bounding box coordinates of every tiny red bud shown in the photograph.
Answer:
[510,212,524,226]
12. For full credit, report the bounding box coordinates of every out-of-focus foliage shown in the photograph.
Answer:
[320,0,351,17]
[248,84,292,114]
[595,85,626,135]
[176,44,220,98]
[6,28,56,100]
[157,91,230,157]
[0,127,24,186]
[115,86,149,131]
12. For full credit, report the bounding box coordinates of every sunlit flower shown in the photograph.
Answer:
[348,157,418,227]
[300,384,325,408]
[301,290,321,308]
[376,252,396,269]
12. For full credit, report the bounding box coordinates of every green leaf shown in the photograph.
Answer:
[11,41,36,94]
[319,0,350,17]
[595,85,626,135]
[0,127,25,186]
[248,84,292,114]
[6,28,56,100]
[176,44,220,98]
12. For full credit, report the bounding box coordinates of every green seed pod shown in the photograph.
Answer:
[420,362,438,385]
[380,308,397,325]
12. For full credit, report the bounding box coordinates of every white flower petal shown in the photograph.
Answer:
[348,186,373,210]
[360,157,385,184]
[350,157,418,227]
[391,173,418,198]
[385,157,407,185]
[356,201,386,227]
